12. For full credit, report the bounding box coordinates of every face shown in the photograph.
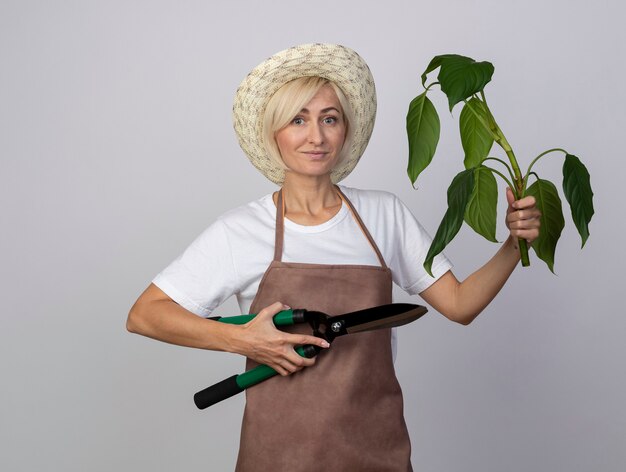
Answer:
[275,85,346,180]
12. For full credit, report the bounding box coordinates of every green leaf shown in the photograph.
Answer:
[562,154,594,247]
[437,55,495,111]
[460,98,494,168]
[464,167,498,242]
[424,169,475,276]
[420,54,459,87]
[525,179,565,273]
[406,92,440,185]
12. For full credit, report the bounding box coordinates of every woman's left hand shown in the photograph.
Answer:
[505,187,541,246]
[421,188,542,325]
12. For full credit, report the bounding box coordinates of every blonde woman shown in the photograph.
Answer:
[127,44,540,471]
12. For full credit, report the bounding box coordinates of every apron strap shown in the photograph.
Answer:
[335,187,388,269]
[273,189,286,262]
[273,188,388,268]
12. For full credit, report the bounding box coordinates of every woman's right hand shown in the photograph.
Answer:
[230,301,330,376]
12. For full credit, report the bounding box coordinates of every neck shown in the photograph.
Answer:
[276,173,342,224]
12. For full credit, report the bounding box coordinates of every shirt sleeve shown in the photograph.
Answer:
[152,219,239,317]
[387,194,453,295]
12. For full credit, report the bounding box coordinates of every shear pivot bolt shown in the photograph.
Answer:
[331,322,343,332]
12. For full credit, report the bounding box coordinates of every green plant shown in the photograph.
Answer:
[406,54,594,275]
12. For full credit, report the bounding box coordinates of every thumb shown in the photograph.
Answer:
[257,301,289,321]
[506,187,516,210]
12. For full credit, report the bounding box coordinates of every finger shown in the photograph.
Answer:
[507,208,541,222]
[255,349,300,376]
[299,356,316,368]
[512,195,537,210]
[271,362,290,377]
[509,218,542,230]
[522,209,542,219]
[286,350,312,367]
[510,218,541,229]
[507,214,537,227]
[509,228,540,240]
[257,301,288,320]
[286,348,317,369]
[280,354,313,375]
[510,226,539,239]
[288,333,330,349]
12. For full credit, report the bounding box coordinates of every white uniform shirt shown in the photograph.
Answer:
[153,186,452,319]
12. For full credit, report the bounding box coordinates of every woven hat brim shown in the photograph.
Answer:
[233,43,377,185]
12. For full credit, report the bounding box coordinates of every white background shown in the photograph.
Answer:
[2,0,624,470]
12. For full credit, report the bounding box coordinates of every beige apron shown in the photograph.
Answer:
[235,188,412,471]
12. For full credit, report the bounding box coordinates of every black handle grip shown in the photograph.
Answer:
[194,374,243,410]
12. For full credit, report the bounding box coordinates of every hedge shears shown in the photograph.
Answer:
[193,303,427,409]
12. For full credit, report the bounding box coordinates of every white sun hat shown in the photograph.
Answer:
[232,43,377,185]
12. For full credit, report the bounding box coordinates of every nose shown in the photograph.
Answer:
[308,123,324,145]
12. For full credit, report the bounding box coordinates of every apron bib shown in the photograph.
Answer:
[235,188,412,471]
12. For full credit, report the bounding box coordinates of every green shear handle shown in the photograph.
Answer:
[207,308,307,327]
[194,309,317,410]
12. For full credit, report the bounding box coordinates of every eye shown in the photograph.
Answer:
[292,117,305,125]
[323,116,338,125]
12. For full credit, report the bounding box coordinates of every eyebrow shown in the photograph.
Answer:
[299,107,341,114]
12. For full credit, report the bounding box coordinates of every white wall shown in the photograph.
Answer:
[2,0,624,470]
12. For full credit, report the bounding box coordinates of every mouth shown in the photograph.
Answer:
[303,151,329,160]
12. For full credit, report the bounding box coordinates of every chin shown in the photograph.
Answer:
[286,168,334,181]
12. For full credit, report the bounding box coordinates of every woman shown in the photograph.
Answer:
[127,44,540,471]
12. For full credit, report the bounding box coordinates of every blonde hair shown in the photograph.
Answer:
[262,76,355,173]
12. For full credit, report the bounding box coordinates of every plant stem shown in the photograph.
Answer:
[483,157,516,185]
[483,109,531,267]
[498,140,522,193]
[465,96,522,194]
[499,148,530,265]
[524,148,567,189]
[488,121,523,194]
[463,99,500,141]
[518,235,530,267]
[482,165,515,191]
[425,81,440,92]
[480,90,497,131]
[467,92,531,267]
